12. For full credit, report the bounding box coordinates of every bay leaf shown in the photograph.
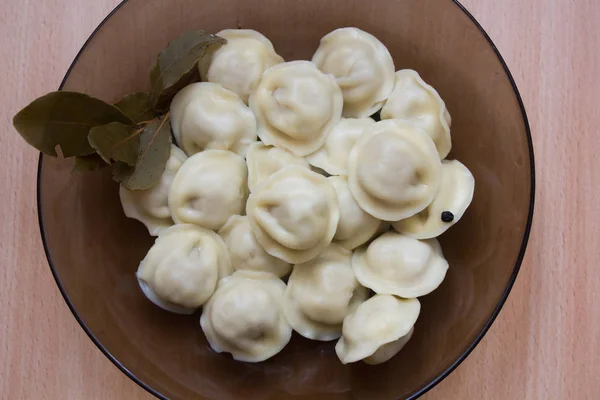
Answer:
[72,154,107,173]
[13,91,134,157]
[112,116,172,190]
[114,92,156,123]
[88,121,139,166]
[371,110,381,122]
[150,30,226,112]
[151,67,201,114]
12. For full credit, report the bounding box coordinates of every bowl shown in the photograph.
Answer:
[37,0,535,398]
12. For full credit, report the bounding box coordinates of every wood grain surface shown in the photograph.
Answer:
[0,0,598,399]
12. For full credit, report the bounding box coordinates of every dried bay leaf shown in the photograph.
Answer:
[112,116,172,190]
[150,30,226,111]
[151,67,201,114]
[88,122,139,166]
[72,154,107,173]
[114,92,156,123]
[13,91,134,157]
[371,110,381,122]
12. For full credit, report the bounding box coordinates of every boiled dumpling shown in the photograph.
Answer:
[306,118,375,176]
[168,150,248,230]
[246,166,340,264]
[250,60,343,156]
[137,224,232,314]
[218,215,292,278]
[170,82,256,156]
[381,69,452,158]
[392,160,475,239]
[312,27,395,118]
[246,142,309,192]
[328,176,381,250]
[200,270,292,362]
[201,29,284,104]
[335,295,420,364]
[348,119,442,220]
[364,327,414,365]
[352,231,448,298]
[283,243,369,341]
[119,145,187,236]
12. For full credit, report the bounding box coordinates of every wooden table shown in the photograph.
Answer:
[1,0,598,398]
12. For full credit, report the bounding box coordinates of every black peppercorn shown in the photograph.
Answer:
[441,211,454,223]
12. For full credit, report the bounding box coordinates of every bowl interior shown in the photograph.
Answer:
[38,0,533,399]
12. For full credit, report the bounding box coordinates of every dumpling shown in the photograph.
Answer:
[348,119,442,221]
[200,270,292,362]
[246,166,340,264]
[246,142,309,192]
[312,27,395,118]
[328,176,381,250]
[381,69,452,158]
[352,231,448,298]
[137,224,232,314]
[364,327,414,365]
[335,295,420,365]
[168,150,248,230]
[200,29,284,104]
[306,118,375,176]
[169,82,256,157]
[392,160,475,239]
[218,215,292,278]
[283,243,369,341]
[119,145,187,235]
[250,60,343,156]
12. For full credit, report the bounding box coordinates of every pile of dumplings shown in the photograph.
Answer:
[120,27,475,365]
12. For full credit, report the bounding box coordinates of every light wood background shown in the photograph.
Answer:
[0,0,598,399]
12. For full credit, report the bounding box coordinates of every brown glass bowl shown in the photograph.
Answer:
[37,0,534,398]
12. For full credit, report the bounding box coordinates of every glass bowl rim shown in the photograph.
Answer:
[35,0,536,398]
